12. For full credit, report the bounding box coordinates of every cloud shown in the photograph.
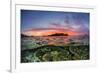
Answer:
[26,27,69,32]
[22,13,89,36]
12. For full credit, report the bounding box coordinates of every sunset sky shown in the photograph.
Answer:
[21,10,89,36]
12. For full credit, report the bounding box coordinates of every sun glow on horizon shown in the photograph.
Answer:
[22,29,83,36]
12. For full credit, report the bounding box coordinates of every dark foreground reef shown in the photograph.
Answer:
[21,45,89,63]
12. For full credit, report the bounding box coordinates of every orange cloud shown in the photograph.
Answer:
[23,29,82,36]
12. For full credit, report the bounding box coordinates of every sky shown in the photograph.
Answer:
[21,10,89,36]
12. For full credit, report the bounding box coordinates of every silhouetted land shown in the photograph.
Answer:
[48,33,69,36]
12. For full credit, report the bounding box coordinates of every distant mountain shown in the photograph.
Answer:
[48,33,69,36]
[21,34,29,37]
